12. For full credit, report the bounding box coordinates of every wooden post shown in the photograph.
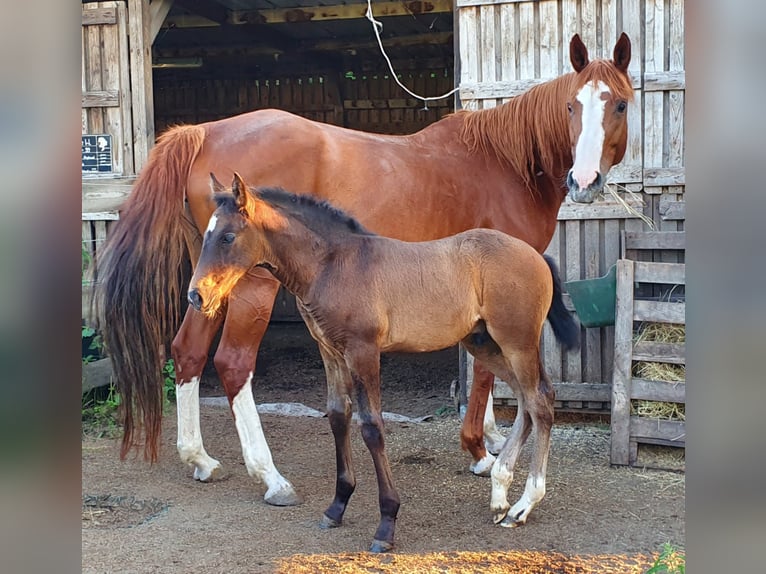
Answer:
[128,0,155,172]
[610,259,634,465]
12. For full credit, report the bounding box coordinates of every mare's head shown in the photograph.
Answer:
[565,33,633,203]
[188,172,286,317]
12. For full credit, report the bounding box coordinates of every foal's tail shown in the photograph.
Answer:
[543,255,580,351]
[93,124,206,462]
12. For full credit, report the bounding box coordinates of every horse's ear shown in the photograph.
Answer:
[209,172,227,194]
[613,32,631,73]
[569,34,589,73]
[231,172,258,218]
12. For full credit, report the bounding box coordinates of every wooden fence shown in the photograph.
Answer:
[611,258,686,465]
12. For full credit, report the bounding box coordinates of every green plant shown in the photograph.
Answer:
[163,359,177,404]
[82,383,121,438]
[646,543,685,574]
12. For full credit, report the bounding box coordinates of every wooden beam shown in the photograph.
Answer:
[82,90,120,108]
[82,7,116,26]
[150,0,175,44]
[163,0,452,28]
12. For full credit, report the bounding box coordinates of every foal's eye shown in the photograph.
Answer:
[566,102,573,114]
[221,233,235,245]
[616,101,627,113]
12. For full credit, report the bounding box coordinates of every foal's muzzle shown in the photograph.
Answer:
[566,169,604,203]
[188,288,203,311]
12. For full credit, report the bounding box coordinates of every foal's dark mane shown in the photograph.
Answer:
[216,186,374,236]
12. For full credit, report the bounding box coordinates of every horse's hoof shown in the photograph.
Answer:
[499,513,526,528]
[492,506,510,525]
[319,514,342,529]
[264,485,303,507]
[469,453,496,477]
[194,463,225,482]
[369,539,393,553]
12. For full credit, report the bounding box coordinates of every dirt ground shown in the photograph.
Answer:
[82,322,685,573]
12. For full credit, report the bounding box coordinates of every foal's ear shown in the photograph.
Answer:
[613,32,631,73]
[231,172,257,218]
[570,34,589,73]
[209,172,227,194]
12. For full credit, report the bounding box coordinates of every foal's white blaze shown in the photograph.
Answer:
[176,376,222,481]
[205,213,219,235]
[572,80,610,189]
[231,373,295,498]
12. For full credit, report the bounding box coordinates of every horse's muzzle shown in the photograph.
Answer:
[566,169,603,203]
[188,288,203,311]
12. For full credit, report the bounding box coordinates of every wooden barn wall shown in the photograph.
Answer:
[457,0,686,399]
[153,68,454,137]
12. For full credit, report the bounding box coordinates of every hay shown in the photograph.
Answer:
[605,183,655,228]
[631,322,686,421]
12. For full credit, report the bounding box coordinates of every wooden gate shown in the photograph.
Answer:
[456,0,686,408]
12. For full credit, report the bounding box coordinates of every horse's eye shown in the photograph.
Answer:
[566,102,573,114]
[221,233,235,245]
[616,101,627,113]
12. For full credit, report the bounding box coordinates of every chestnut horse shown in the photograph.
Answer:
[95,34,632,506]
[190,174,578,551]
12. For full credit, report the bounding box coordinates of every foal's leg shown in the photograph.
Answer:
[214,270,300,506]
[475,361,508,454]
[496,354,554,528]
[172,307,225,481]
[345,345,400,553]
[317,346,356,529]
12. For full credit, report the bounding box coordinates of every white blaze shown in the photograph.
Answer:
[205,214,218,235]
[572,80,610,189]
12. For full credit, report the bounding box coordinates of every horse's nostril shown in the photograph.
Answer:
[593,172,603,189]
[566,170,576,190]
[188,289,203,310]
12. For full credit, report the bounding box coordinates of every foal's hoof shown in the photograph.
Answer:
[469,453,496,477]
[369,539,394,553]
[319,514,342,529]
[264,484,303,507]
[194,463,225,482]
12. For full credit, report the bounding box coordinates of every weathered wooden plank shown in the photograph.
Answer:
[606,163,643,184]
[457,0,531,6]
[623,231,685,251]
[479,4,498,109]
[583,219,601,382]
[601,0,618,61]
[630,416,686,444]
[518,1,535,79]
[633,261,686,285]
[659,196,686,221]
[611,259,635,465]
[643,167,685,187]
[499,3,516,83]
[82,90,120,108]
[116,1,134,175]
[644,70,685,91]
[633,341,686,365]
[557,200,643,221]
[633,300,685,324]
[631,378,685,403]
[458,7,479,91]
[564,220,582,383]
[561,0,578,70]
[85,20,104,134]
[101,4,123,175]
[581,0,598,56]
[493,381,612,402]
[539,1,558,76]
[82,177,135,214]
[82,7,117,26]
[128,0,155,172]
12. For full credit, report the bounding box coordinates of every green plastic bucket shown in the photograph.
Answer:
[564,264,617,328]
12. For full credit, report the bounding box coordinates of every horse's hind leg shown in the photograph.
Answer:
[345,344,400,553]
[214,270,300,506]
[172,307,225,482]
[318,346,357,529]
[496,354,554,528]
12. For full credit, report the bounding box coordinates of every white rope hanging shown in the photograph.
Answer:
[365,0,458,110]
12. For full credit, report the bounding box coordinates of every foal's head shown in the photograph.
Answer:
[565,33,633,203]
[188,172,286,316]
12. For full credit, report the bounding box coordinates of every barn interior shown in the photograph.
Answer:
[152,0,456,136]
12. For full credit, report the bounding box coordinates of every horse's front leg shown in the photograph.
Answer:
[316,345,356,529]
[214,269,301,506]
[172,306,225,482]
[346,344,400,553]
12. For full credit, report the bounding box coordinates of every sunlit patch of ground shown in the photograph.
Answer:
[276,550,654,573]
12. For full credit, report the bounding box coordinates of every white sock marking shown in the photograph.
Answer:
[176,376,221,479]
